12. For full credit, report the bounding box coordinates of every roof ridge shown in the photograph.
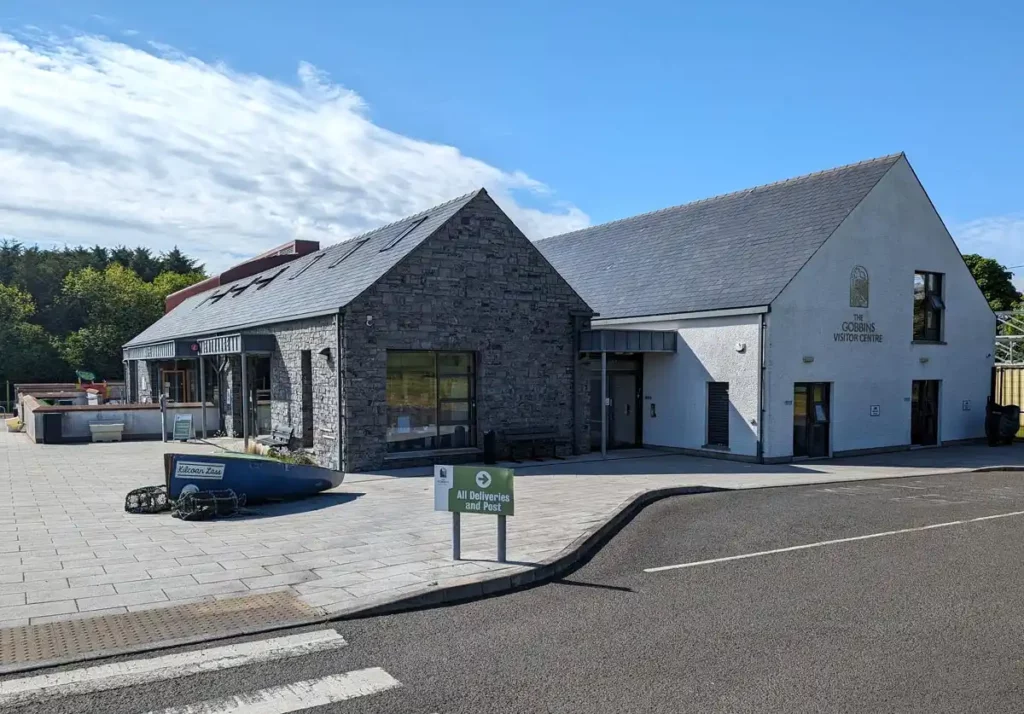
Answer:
[540,153,904,242]
[330,188,482,247]
[207,189,484,295]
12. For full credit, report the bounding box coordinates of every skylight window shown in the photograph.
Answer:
[254,266,288,289]
[329,238,369,268]
[288,254,325,280]
[380,216,427,252]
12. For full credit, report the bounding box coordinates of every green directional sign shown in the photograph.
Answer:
[434,465,514,516]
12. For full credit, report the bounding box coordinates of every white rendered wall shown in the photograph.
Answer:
[765,156,995,458]
[601,315,762,457]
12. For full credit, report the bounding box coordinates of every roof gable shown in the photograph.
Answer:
[126,191,480,346]
[536,154,902,320]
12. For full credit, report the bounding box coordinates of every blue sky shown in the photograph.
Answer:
[1,0,1021,284]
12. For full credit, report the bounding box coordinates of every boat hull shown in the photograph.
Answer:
[164,453,344,501]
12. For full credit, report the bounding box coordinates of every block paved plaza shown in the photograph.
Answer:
[0,426,1021,629]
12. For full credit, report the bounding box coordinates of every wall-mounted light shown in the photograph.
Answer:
[365,315,374,327]
[802,355,814,363]
[318,347,332,359]
[919,356,929,364]
[735,342,747,353]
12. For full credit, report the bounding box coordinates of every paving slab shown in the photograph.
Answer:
[0,426,1021,670]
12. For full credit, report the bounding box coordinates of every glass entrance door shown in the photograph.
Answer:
[163,370,190,404]
[911,380,940,446]
[794,383,830,458]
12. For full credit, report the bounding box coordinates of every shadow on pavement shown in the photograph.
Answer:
[242,492,365,519]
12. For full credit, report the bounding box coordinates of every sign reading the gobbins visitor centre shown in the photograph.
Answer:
[834,313,883,344]
[435,465,515,562]
[835,266,883,343]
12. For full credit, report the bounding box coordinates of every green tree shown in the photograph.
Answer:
[129,247,162,282]
[60,264,164,378]
[160,246,204,276]
[59,265,206,379]
[0,239,22,285]
[0,284,66,385]
[963,254,1022,311]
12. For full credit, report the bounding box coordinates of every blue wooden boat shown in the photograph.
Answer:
[164,452,344,501]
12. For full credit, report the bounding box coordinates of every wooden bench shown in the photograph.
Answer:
[256,426,293,449]
[504,425,566,461]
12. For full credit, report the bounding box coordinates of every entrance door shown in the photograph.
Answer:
[794,383,830,458]
[589,357,642,451]
[609,373,638,448]
[163,370,190,403]
[911,380,940,446]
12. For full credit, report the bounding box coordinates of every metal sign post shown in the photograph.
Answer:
[159,394,168,442]
[497,515,507,563]
[452,512,461,560]
[435,465,514,563]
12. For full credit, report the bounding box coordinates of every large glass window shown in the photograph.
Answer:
[914,271,944,342]
[386,351,475,452]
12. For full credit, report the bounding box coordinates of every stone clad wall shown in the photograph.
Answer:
[340,191,592,472]
[135,360,154,402]
[221,355,243,437]
[242,316,340,469]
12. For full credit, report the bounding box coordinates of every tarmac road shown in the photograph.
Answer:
[9,469,1024,713]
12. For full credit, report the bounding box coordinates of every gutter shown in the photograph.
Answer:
[336,310,345,472]
[594,305,769,327]
[757,309,769,463]
[123,308,342,350]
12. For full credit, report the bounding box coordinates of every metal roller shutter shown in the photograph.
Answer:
[707,382,730,447]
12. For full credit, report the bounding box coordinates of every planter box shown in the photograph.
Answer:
[89,422,125,443]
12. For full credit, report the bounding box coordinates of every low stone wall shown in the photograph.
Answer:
[22,401,219,443]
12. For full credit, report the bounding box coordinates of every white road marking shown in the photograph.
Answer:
[0,630,348,708]
[143,667,401,713]
[644,509,1024,573]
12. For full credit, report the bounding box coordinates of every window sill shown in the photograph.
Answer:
[912,340,947,346]
[383,447,482,462]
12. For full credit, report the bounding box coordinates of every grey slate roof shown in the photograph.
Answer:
[535,154,903,320]
[126,190,481,346]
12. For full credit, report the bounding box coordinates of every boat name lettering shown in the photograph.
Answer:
[175,461,225,479]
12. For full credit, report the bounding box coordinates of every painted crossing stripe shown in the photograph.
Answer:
[644,509,1024,573]
[0,630,348,708]
[143,668,401,714]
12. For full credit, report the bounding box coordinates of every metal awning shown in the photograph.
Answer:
[197,333,276,356]
[124,334,276,361]
[579,329,677,353]
[123,339,201,362]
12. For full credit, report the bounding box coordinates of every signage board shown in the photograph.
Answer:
[434,465,514,516]
[174,460,225,480]
[172,413,194,442]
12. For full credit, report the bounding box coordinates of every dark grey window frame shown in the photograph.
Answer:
[914,271,945,342]
[380,216,427,252]
[329,238,369,268]
[289,254,325,280]
[386,350,476,453]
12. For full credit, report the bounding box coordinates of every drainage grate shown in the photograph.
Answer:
[0,592,322,673]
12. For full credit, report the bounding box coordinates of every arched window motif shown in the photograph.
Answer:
[850,266,869,308]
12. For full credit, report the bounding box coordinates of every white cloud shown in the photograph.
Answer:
[0,31,589,272]
[953,216,1024,291]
